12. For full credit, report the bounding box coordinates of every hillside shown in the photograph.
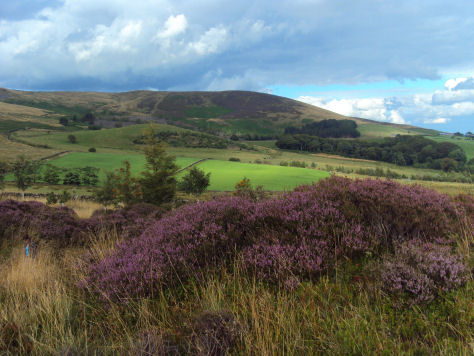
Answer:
[0,88,436,137]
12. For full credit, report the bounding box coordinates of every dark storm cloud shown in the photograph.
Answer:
[1,0,473,91]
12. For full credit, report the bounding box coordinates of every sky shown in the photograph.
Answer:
[1,0,473,133]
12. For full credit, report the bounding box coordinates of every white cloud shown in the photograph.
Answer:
[424,118,450,124]
[296,96,406,123]
[432,89,474,105]
[389,110,405,124]
[156,14,187,39]
[188,26,228,55]
[444,77,467,90]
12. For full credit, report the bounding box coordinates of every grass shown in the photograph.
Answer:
[185,105,233,118]
[191,159,330,191]
[48,152,199,181]
[426,135,474,160]
[357,123,421,138]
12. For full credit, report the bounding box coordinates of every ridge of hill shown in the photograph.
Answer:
[0,88,438,137]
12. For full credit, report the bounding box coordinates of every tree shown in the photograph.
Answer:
[11,156,40,195]
[111,161,142,205]
[43,164,61,185]
[0,161,9,192]
[79,166,100,186]
[139,125,178,205]
[179,167,211,195]
[46,192,58,205]
[233,177,266,201]
[59,117,69,126]
[59,190,71,206]
[68,135,77,144]
[63,171,81,185]
[94,171,119,208]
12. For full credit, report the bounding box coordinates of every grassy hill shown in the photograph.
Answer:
[0,88,436,137]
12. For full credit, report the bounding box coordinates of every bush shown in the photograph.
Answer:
[192,310,242,355]
[380,241,468,304]
[82,177,471,301]
[228,157,240,162]
[68,135,77,144]
[178,167,211,195]
[46,192,58,205]
[88,147,96,152]
[0,200,82,246]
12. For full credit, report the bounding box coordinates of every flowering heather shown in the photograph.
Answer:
[83,177,472,301]
[82,203,166,239]
[0,200,80,246]
[296,176,463,246]
[381,241,468,304]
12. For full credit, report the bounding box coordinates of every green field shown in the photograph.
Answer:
[191,160,330,191]
[46,153,330,191]
[426,136,474,160]
[357,123,438,138]
[49,152,198,181]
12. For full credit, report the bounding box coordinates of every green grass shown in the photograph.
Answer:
[357,123,425,138]
[185,105,233,118]
[11,124,201,151]
[426,135,474,160]
[191,159,330,191]
[48,152,198,181]
[4,99,91,116]
[0,120,61,132]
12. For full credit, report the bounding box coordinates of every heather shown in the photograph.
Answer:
[1,176,472,354]
[380,241,468,304]
[84,176,472,301]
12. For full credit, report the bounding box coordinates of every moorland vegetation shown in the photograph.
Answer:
[0,176,472,354]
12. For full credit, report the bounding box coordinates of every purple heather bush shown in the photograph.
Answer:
[83,176,472,301]
[381,241,468,304]
[83,203,165,239]
[0,200,81,246]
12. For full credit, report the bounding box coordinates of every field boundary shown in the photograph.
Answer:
[176,158,210,173]
[39,150,71,161]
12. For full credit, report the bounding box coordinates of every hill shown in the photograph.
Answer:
[0,88,436,137]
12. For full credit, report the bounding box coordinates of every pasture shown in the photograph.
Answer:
[191,159,330,191]
[425,135,474,160]
[49,152,198,180]
[47,153,330,191]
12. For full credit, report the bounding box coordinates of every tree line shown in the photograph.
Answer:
[0,156,100,194]
[284,119,361,138]
[276,134,471,172]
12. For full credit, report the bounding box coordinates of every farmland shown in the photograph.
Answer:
[45,153,330,191]
[187,160,330,191]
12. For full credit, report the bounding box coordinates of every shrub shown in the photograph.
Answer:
[0,200,82,246]
[46,192,58,205]
[192,310,242,356]
[228,157,240,162]
[178,167,211,195]
[380,241,468,304]
[88,147,96,152]
[83,177,470,300]
[68,135,77,144]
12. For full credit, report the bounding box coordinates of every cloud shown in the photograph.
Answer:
[188,26,228,55]
[296,96,406,124]
[424,118,450,124]
[1,0,474,91]
[444,77,467,90]
[156,14,187,39]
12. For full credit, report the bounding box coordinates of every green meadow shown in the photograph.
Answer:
[48,152,198,180]
[46,153,330,191]
[191,160,330,191]
[425,135,474,160]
